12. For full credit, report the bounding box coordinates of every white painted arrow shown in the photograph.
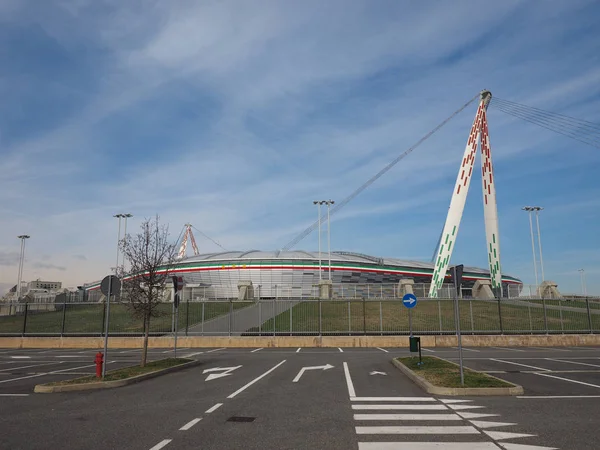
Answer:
[369,371,387,376]
[292,364,334,382]
[202,365,242,381]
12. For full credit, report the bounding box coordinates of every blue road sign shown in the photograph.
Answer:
[402,293,418,309]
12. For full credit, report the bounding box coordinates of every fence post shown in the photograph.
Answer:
[319,299,322,336]
[101,302,106,337]
[61,302,67,336]
[379,301,383,335]
[438,300,443,334]
[201,302,205,336]
[258,301,262,335]
[22,303,28,336]
[528,303,533,335]
[185,300,190,336]
[469,300,474,334]
[363,298,366,335]
[586,297,593,334]
[229,299,233,337]
[542,298,548,334]
[273,298,276,337]
[348,301,351,335]
[558,301,564,334]
[289,301,292,336]
[497,298,503,334]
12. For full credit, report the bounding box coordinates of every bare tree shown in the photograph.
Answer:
[120,215,178,367]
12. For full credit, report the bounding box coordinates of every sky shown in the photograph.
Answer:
[1,0,599,296]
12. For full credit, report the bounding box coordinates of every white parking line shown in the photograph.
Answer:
[546,358,600,368]
[354,414,462,421]
[352,405,448,410]
[453,347,480,353]
[205,403,222,413]
[0,394,30,397]
[338,348,344,353]
[358,443,498,449]
[0,363,99,384]
[0,362,63,373]
[533,372,600,389]
[351,397,435,402]
[179,418,202,430]
[183,351,204,357]
[491,347,525,352]
[296,348,301,353]
[227,359,286,399]
[251,348,263,353]
[489,358,551,372]
[343,362,356,397]
[149,439,172,450]
[376,348,389,353]
[205,348,226,353]
[355,426,479,434]
[518,395,600,399]
[421,348,435,353]
[10,356,31,359]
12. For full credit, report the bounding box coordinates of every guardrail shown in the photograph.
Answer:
[1,297,599,337]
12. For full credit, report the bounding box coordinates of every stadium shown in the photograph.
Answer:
[84,250,522,300]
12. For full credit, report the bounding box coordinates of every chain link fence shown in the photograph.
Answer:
[1,296,599,337]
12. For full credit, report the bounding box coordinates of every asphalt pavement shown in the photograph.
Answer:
[1,346,599,449]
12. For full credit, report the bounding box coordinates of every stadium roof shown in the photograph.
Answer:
[179,250,491,275]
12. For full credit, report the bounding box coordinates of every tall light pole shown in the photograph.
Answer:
[121,214,133,271]
[522,207,539,289]
[532,206,545,282]
[16,235,30,299]
[578,269,587,296]
[326,200,335,281]
[313,201,325,280]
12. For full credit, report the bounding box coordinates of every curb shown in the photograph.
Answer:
[391,356,524,396]
[34,359,202,393]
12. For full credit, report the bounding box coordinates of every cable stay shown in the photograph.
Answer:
[490,97,600,149]
[281,93,481,251]
[191,225,228,251]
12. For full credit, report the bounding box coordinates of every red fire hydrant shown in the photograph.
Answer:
[95,352,104,378]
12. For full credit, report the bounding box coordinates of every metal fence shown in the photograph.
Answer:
[1,297,599,337]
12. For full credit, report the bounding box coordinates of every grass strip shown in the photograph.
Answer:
[396,356,512,388]
[46,358,192,386]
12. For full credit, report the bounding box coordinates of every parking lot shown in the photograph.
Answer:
[1,345,600,449]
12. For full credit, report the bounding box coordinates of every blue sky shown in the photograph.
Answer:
[1,0,599,295]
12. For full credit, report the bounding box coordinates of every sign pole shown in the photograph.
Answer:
[102,278,111,379]
[453,266,464,386]
[408,308,413,337]
[174,292,179,359]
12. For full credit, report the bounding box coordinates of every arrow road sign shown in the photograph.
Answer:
[369,371,387,376]
[292,364,334,382]
[402,293,417,309]
[202,365,242,381]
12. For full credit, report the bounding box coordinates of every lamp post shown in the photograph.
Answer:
[578,269,587,296]
[119,213,132,298]
[522,207,539,291]
[532,207,545,282]
[313,201,325,280]
[16,235,30,299]
[325,200,335,281]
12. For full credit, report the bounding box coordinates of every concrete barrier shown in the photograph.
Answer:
[1,334,599,349]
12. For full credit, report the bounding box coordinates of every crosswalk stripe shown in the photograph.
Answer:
[353,414,463,421]
[356,425,479,434]
[439,399,472,404]
[358,443,500,449]
[457,412,501,419]
[483,430,536,440]
[499,443,558,450]
[447,405,485,410]
[352,404,447,410]
[351,397,436,402]
[470,420,517,429]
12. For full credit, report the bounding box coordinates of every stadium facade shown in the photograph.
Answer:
[85,250,522,299]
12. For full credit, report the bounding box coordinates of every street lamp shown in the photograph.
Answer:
[522,206,546,290]
[16,235,30,299]
[121,213,133,271]
[578,269,587,296]
[313,201,326,280]
[325,200,335,281]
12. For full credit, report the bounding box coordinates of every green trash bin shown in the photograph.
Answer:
[409,336,420,353]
